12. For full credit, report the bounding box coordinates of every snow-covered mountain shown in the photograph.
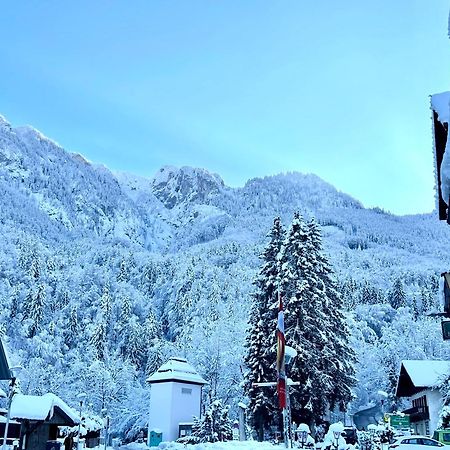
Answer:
[1,115,450,438]
[2,113,449,282]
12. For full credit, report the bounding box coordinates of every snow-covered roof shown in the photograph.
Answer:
[396,360,450,397]
[431,92,450,124]
[146,357,207,385]
[10,393,80,425]
[403,360,450,386]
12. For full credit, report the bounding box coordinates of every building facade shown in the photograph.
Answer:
[147,357,207,443]
[396,360,450,436]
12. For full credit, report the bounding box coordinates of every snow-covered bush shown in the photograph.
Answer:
[189,400,233,443]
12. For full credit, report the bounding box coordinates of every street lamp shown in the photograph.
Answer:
[285,346,297,365]
[284,346,297,449]
[76,393,87,450]
[101,409,110,450]
[2,366,22,450]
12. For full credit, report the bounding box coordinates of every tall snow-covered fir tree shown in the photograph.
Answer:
[244,217,285,441]
[278,213,356,426]
[278,212,328,424]
[306,218,356,412]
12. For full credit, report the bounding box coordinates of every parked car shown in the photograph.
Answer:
[389,435,444,450]
[432,430,450,446]
[342,427,358,445]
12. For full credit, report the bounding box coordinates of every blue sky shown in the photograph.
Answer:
[1,1,450,214]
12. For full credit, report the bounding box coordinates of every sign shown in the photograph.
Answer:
[390,415,410,429]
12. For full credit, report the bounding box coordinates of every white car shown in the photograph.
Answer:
[389,435,445,450]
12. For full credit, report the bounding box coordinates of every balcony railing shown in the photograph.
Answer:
[402,405,430,421]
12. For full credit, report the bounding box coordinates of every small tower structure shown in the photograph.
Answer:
[147,357,207,443]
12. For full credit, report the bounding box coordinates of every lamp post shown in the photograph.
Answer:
[76,393,87,450]
[101,409,109,450]
[2,366,22,450]
[284,346,297,449]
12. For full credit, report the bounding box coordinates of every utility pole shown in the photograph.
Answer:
[2,366,22,450]
[101,409,109,450]
[76,393,86,450]
[253,346,299,448]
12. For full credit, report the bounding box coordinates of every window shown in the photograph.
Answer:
[420,439,441,447]
[412,395,428,408]
[178,424,193,438]
[181,388,192,395]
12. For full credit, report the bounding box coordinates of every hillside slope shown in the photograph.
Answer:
[0,115,449,436]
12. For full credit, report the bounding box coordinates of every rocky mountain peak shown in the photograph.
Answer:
[151,165,225,209]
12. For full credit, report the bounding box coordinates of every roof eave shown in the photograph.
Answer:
[147,377,207,386]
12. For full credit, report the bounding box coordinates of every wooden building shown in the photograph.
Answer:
[396,360,450,436]
[10,393,80,450]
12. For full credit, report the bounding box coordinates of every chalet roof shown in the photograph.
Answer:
[443,273,450,290]
[431,92,450,124]
[146,357,207,385]
[10,393,80,425]
[396,360,450,397]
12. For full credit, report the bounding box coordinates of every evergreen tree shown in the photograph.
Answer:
[360,281,377,305]
[275,214,357,426]
[101,283,112,329]
[279,213,328,425]
[389,278,406,309]
[117,259,128,283]
[420,287,434,313]
[339,279,355,310]
[145,340,164,377]
[60,291,70,309]
[143,310,160,341]
[244,217,285,441]
[29,249,41,280]
[23,288,34,320]
[91,321,107,360]
[191,399,233,443]
[125,317,146,369]
[410,294,420,319]
[9,286,20,319]
[306,218,356,412]
[65,306,79,345]
[217,403,233,441]
[28,284,46,338]
[119,295,132,327]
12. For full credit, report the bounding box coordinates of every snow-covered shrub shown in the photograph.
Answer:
[189,400,233,443]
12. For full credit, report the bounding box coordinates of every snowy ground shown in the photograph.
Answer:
[158,442,276,450]
[118,442,276,450]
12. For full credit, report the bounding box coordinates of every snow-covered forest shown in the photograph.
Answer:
[1,114,450,440]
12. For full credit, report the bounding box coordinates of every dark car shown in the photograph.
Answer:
[342,427,358,445]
